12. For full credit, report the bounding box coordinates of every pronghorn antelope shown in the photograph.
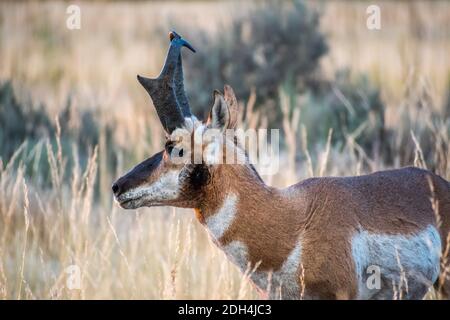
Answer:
[112,31,450,300]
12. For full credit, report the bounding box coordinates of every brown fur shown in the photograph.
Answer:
[113,84,450,299]
[190,163,448,299]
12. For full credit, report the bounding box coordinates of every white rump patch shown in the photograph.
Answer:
[351,225,441,299]
[205,193,238,240]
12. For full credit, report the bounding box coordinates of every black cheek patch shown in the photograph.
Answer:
[189,165,210,190]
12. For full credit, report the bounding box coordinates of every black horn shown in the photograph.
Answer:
[137,31,195,133]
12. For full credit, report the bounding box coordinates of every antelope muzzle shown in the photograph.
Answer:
[112,151,163,209]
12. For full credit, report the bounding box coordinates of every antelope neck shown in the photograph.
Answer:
[196,164,273,222]
[196,164,303,244]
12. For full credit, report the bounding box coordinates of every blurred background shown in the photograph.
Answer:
[0,0,449,299]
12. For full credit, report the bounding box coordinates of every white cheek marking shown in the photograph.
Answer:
[205,193,238,240]
[122,170,181,202]
[352,225,441,299]
[221,240,303,300]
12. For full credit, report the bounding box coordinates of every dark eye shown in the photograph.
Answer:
[178,148,184,157]
[165,142,174,154]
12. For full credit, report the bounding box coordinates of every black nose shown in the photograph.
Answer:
[112,183,120,196]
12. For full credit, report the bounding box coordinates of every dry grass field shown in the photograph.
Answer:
[0,0,449,299]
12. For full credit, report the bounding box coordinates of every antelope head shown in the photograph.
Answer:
[112,31,242,210]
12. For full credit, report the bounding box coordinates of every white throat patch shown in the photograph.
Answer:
[205,193,238,240]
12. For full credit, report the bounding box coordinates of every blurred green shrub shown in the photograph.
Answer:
[300,70,388,158]
[0,81,54,159]
[182,0,327,115]
[177,0,391,161]
[0,81,115,186]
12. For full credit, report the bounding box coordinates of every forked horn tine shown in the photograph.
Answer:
[170,31,195,117]
[169,31,196,53]
[137,30,195,133]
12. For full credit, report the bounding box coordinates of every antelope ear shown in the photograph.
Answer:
[207,90,229,131]
[223,85,239,129]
